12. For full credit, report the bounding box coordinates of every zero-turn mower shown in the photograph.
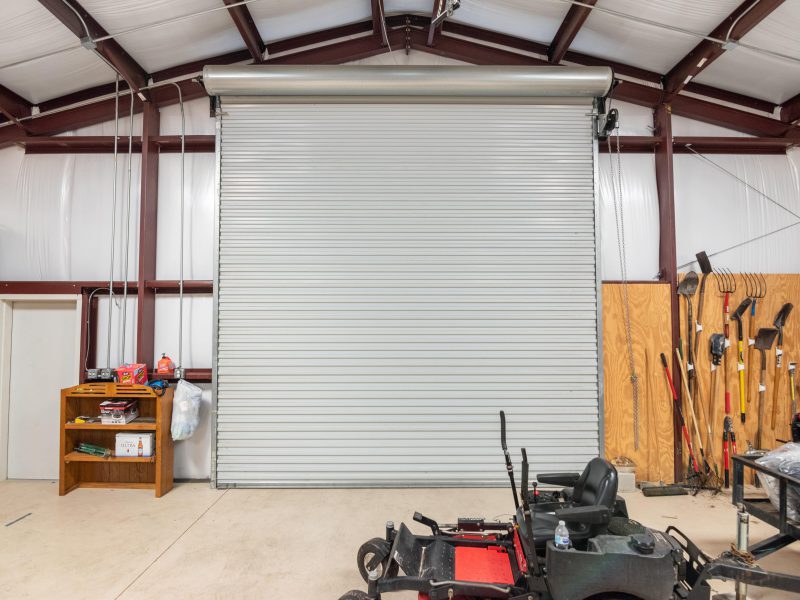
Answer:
[338,412,800,600]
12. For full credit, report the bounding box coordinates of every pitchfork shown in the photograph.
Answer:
[744,273,767,403]
[715,268,736,423]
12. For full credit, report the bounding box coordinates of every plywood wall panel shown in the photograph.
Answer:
[602,283,675,483]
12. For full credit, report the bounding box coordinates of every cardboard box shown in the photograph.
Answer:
[116,363,148,385]
[99,400,139,424]
[115,432,154,458]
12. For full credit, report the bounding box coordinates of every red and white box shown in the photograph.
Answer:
[116,363,148,385]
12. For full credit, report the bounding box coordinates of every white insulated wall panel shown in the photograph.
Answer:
[215,102,600,487]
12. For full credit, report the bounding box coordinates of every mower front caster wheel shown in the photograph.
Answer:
[338,591,370,600]
[357,537,391,582]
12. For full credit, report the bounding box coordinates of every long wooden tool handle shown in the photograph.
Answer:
[694,279,706,358]
[738,340,747,423]
[757,367,767,449]
[675,348,705,456]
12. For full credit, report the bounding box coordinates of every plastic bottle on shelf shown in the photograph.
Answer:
[554,521,570,549]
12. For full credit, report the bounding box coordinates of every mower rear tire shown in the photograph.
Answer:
[338,590,369,600]
[357,537,391,583]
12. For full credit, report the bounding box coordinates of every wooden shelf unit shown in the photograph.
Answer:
[59,383,174,497]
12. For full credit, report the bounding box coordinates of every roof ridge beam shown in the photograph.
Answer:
[37,0,148,93]
[548,0,597,64]
[662,0,785,99]
[223,0,266,62]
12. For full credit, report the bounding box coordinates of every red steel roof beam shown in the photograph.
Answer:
[662,0,785,99]
[780,92,800,124]
[0,83,33,126]
[548,0,597,64]
[223,0,266,63]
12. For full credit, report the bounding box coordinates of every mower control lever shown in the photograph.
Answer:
[413,512,441,536]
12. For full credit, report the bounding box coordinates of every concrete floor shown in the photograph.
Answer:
[1,481,798,599]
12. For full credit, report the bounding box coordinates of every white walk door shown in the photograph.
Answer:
[7,301,78,479]
[216,103,600,487]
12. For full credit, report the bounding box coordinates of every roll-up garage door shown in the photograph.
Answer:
[210,66,610,487]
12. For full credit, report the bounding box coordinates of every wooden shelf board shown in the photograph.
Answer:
[64,451,155,463]
[78,482,155,490]
[65,421,157,431]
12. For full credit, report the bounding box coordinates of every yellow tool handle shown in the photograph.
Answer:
[738,340,746,420]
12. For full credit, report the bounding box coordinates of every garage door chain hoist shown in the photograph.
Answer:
[607,125,640,450]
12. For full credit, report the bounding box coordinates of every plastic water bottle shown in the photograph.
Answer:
[554,520,570,549]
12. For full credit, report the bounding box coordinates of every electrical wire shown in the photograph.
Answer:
[171,82,186,375]
[106,74,120,370]
[120,89,135,365]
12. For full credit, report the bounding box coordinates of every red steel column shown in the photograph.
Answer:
[136,102,160,368]
[654,103,683,482]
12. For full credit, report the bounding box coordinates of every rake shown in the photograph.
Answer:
[744,273,767,407]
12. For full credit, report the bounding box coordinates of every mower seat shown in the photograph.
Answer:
[520,458,619,551]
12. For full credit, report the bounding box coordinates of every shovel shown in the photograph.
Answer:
[771,303,793,430]
[678,272,699,396]
[754,327,779,449]
[731,298,752,423]
[693,252,713,360]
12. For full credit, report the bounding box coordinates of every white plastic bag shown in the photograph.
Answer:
[756,442,800,521]
[171,379,202,441]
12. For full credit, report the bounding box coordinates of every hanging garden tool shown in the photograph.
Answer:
[660,353,701,478]
[790,363,797,423]
[709,333,726,413]
[770,303,793,431]
[744,273,767,405]
[722,416,733,489]
[693,252,714,365]
[731,298,752,424]
[715,268,736,340]
[675,348,714,477]
[715,268,736,426]
[678,272,699,397]
[753,327,779,449]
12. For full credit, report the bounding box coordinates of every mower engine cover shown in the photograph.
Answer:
[546,529,684,600]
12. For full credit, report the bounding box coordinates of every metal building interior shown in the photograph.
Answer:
[1,1,800,599]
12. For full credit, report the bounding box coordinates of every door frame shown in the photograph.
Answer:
[0,294,82,480]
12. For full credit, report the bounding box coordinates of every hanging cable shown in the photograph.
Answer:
[171,82,186,378]
[120,90,135,365]
[106,74,120,371]
[607,125,640,450]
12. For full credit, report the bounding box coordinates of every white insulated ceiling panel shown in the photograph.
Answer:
[692,2,800,104]
[0,0,114,103]
[79,0,245,73]
[448,0,569,47]
[250,0,372,44]
[571,0,743,73]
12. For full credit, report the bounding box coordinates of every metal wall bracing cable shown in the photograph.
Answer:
[106,74,120,370]
[171,82,186,374]
[676,145,800,270]
[120,90,135,365]
[607,126,640,450]
[685,146,800,221]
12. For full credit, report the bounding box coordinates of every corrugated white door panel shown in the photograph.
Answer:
[216,103,599,487]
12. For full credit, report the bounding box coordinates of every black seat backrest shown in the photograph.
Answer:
[571,457,618,509]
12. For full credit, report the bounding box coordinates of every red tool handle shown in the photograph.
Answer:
[723,436,730,488]
[723,292,731,338]
[661,353,700,474]
[725,391,731,414]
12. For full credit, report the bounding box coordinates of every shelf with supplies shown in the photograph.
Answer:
[59,383,173,497]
